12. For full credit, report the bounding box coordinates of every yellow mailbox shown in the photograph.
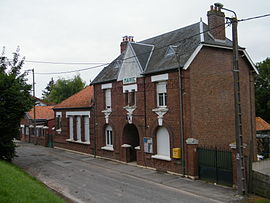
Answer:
[172,148,181,159]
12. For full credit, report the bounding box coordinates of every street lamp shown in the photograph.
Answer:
[214,3,247,195]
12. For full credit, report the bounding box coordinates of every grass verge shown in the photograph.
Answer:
[0,160,66,203]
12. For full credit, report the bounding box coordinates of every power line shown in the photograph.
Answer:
[25,60,108,65]
[31,13,269,75]
[34,21,230,75]
[238,13,270,22]
[35,63,107,75]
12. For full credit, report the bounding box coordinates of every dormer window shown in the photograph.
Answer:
[165,46,177,57]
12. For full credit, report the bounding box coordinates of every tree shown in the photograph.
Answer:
[42,77,55,100]
[0,50,34,161]
[255,57,270,123]
[43,75,85,104]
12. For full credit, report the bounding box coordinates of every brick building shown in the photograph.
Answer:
[53,86,95,154]
[91,5,258,186]
[20,105,55,146]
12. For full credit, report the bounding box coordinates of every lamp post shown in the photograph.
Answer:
[214,3,247,195]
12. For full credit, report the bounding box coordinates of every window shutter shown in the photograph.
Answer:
[105,89,111,109]
[157,82,167,93]
[157,127,170,157]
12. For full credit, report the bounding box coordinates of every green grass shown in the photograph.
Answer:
[241,195,270,203]
[0,160,66,203]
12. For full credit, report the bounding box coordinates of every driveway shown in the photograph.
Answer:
[13,142,242,203]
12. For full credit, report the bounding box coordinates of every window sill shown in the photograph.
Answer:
[66,139,90,145]
[151,154,171,161]
[121,144,131,148]
[101,146,114,151]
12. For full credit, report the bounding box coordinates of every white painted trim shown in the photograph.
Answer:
[101,83,112,89]
[183,45,203,70]
[243,50,259,74]
[20,124,25,128]
[66,111,90,117]
[202,44,258,74]
[151,73,168,82]
[121,144,131,148]
[129,43,143,72]
[122,84,137,93]
[199,19,204,42]
[101,146,114,151]
[145,45,154,70]
[135,146,140,150]
[66,139,90,145]
[56,112,62,117]
[151,154,171,161]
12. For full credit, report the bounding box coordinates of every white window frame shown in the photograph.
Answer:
[76,116,81,142]
[84,116,90,143]
[101,125,114,151]
[68,116,74,140]
[152,127,171,161]
[156,82,167,107]
[105,88,112,110]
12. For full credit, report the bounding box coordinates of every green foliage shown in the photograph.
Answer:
[255,58,270,123]
[42,77,55,99]
[0,160,65,203]
[43,75,85,104]
[0,50,34,161]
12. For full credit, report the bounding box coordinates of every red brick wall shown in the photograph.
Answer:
[53,108,95,154]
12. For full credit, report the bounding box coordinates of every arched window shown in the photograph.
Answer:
[152,127,171,161]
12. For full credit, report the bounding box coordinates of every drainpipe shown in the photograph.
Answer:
[178,67,185,176]
[143,76,147,166]
[248,70,256,192]
[93,85,97,158]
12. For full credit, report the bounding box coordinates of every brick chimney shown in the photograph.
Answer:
[120,36,134,53]
[207,5,225,40]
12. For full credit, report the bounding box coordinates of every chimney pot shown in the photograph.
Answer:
[120,35,135,53]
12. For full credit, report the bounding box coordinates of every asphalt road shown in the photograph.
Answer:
[13,142,242,203]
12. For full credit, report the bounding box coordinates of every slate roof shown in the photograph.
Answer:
[54,86,94,109]
[28,106,54,120]
[92,21,233,84]
[256,117,270,131]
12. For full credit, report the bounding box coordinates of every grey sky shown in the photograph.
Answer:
[1,0,269,97]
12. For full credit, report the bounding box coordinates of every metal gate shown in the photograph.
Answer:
[198,147,232,186]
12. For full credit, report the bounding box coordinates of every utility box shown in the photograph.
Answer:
[172,148,181,159]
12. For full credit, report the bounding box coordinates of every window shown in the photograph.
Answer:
[105,125,113,146]
[25,127,29,135]
[56,116,61,130]
[152,127,171,161]
[76,116,81,141]
[105,89,112,109]
[69,116,74,140]
[156,82,167,107]
[124,89,136,106]
[84,116,90,143]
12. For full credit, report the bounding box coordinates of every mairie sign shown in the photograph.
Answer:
[123,77,136,84]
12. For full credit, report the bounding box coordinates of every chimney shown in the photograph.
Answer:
[207,5,225,40]
[120,36,134,53]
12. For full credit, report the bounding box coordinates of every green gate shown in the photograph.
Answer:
[198,147,232,186]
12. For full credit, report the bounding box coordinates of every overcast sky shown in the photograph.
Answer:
[1,0,269,98]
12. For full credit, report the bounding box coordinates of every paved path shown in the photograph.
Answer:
[13,142,242,203]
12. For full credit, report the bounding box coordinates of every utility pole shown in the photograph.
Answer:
[214,3,247,195]
[231,16,247,195]
[32,68,37,144]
